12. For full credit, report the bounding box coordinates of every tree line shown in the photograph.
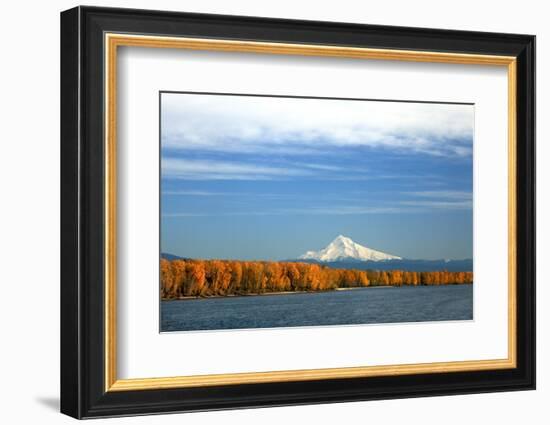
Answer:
[160,259,473,299]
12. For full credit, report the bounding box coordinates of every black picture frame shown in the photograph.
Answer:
[61,5,535,419]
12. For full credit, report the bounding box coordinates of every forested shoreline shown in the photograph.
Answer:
[160,259,473,300]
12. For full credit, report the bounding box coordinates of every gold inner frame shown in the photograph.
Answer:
[104,33,517,392]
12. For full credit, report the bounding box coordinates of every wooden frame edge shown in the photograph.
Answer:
[104,33,518,392]
[108,358,516,391]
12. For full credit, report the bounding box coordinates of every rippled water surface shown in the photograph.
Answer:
[161,285,473,332]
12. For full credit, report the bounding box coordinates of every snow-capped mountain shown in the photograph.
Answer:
[299,235,402,262]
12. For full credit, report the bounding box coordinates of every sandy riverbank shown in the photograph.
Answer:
[163,286,399,301]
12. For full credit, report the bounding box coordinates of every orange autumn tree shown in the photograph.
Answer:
[160,259,174,298]
[160,259,473,299]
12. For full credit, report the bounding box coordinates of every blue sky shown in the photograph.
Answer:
[161,93,473,261]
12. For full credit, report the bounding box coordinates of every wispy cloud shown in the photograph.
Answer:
[162,158,315,180]
[162,206,403,218]
[162,190,227,196]
[161,157,448,182]
[162,197,471,218]
[396,190,472,210]
[292,162,345,172]
[404,190,472,200]
[398,200,473,210]
[162,93,474,158]
[285,206,404,215]
[162,190,312,199]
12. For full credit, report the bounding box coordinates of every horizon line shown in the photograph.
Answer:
[160,252,473,263]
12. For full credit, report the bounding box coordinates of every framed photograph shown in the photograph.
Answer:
[60,6,535,419]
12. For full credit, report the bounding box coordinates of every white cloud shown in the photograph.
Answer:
[161,93,474,157]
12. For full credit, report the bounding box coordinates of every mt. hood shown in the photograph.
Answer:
[299,235,402,262]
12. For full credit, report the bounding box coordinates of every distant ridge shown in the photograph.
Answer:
[297,258,473,272]
[161,252,187,261]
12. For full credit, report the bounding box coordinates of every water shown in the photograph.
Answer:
[161,285,473,332]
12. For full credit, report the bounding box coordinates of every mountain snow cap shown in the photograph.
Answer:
[299,235,402,262]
